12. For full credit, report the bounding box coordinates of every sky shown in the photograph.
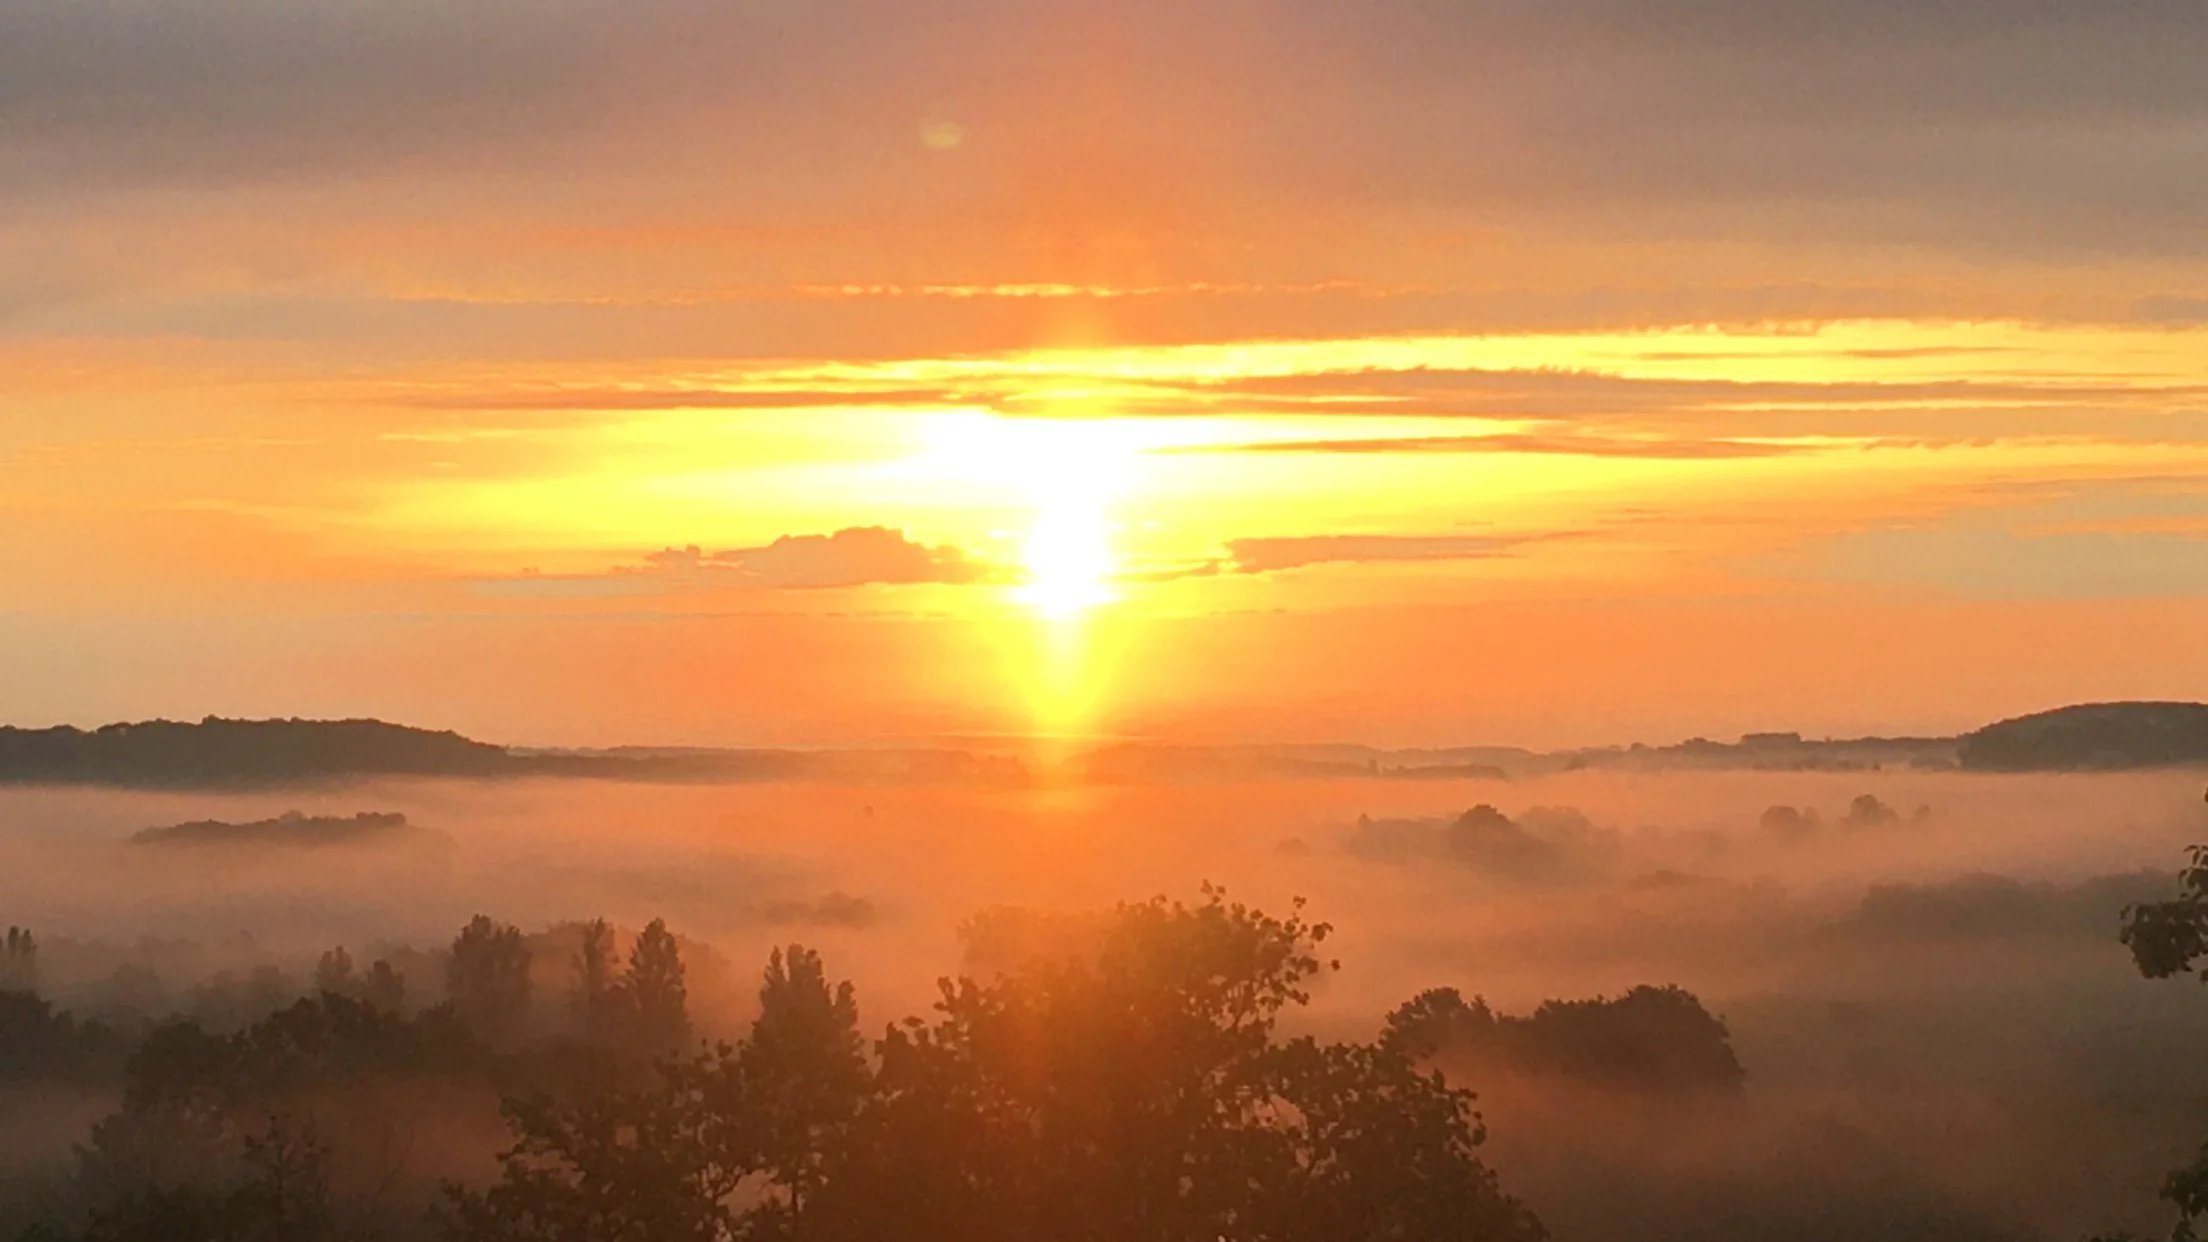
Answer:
[4,0,2207,748]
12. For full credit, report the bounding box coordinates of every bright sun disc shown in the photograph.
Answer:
[1015,470,1118,620]
[916,412,1134,620]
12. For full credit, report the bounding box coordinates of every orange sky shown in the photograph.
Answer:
[4,1,2206,746]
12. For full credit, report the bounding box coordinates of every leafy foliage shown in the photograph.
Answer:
[452,889,1544,1242]
[444,1051,751,1242]
[2121,845,2208,981]
[2100,840,2208,1241]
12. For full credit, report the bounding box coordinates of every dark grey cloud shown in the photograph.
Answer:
[2134,295,2208,325]
[0,0,616,186]
[1268,1,2208,255]
[6,0,2204,262]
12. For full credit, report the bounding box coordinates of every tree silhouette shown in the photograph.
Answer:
[444,1049,751,1242]
[572,918,619,1044]
[1841,793,1900,828]
[1383,983,1743,1096]
[312,946,355,998]
[447,915,531,1043]
[449,890,1545,1242]
[53,1115,340,1242]
[3,924,37,993]
[1252,1038,1541,1242]
[1,989,121,1081]
[2100,843,2208,1241]
[617,918,689,1056]
[2121,844,2208,981]
[361,958,407,1014]
[814,887,1543,1242]
[1380,987,1499,1060]
[741,945,866,1231]
[58,993,478,1242]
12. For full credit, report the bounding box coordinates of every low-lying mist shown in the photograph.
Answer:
[4,766,2206,1239]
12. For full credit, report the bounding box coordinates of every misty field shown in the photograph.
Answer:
[5,768,2207,1239]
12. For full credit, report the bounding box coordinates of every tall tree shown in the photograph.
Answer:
[313,946,355,998]
[361,959,407,1015]
[741,945,867,1232]
[618,918,690,1056]
[3,925,37,994]
[447,916,532,1043]
[572,918,619,1043]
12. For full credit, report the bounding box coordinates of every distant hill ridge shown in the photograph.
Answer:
[0,717,515,787]
[0,703,2202,787]
[1957,702,2208,772]
[130,810,425,847]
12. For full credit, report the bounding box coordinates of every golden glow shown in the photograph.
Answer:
[288,319,2208,586]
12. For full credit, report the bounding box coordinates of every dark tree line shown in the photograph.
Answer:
[5,893,1552,1242]
[1381,984,1745,1096]
[452,889,1545,1242]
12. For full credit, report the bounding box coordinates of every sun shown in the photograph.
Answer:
[899,410,1155,739]
[915,413,1136,619]
[1018,499,1116,620]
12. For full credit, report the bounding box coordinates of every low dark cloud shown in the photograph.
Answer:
[1226,533,1530,574]
[664,528,992,590]
[485,526,995,597]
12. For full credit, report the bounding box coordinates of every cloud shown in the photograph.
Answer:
[0,0,617,188]
[377,349,2207,443]
[9,0,2206,265]
[1192,366,2205,419]
[2134,295,2208,325]
[403,385,981,413]
[1186,433,1826,460]
[666,528,994,589]
[1226,534,1531,574]
[487,526,1564,594]
[485,527,997,597]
